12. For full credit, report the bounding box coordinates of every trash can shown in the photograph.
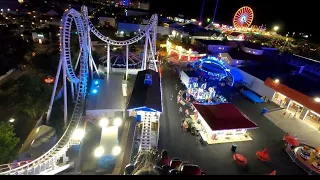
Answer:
[262,108,268,114]
[231,144,237,152]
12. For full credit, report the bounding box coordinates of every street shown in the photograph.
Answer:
[158,66,306,175]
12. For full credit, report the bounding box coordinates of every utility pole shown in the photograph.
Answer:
[213,0,219,23]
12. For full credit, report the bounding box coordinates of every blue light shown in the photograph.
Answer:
[94,81,99,85]
[92,89,98,94]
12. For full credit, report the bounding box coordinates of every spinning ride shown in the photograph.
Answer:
[192,56,234,86]
[233,6,254,29]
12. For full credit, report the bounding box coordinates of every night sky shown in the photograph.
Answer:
[151,0,317,36]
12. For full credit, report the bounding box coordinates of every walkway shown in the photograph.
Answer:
[158,64,305,175]
[264,110,320,148]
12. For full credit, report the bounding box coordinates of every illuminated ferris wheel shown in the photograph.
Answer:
[233,6,254,29]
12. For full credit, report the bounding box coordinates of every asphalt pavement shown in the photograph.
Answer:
[158,66,306,175]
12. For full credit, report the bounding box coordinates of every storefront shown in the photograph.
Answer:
[272,92,291,108]
[265,78,320,125]
[193,103,258,143]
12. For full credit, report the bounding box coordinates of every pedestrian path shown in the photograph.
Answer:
[264,109,320,148]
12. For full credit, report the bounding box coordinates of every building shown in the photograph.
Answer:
[219,49,265,66]
[117,22,170,36]
[193,103,258,143]
[132,1,150,10]
[170,23,216,44]
[232,61,320,125]
[241,42,264,55]
[127,69,162,150]
[180,70,199,88]
[193,39,232,54]
[227,32,245,41]
[86,75,126,121]
[99,16,116,28]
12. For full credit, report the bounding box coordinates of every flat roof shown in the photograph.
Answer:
[243,42,262,50]
[240,63,320,97]
[228,49,266,61]
[194,103,258,131]
[86,74,125,111]
[184,70,198,77]
[195,39,229,46]
[128,69,162,112]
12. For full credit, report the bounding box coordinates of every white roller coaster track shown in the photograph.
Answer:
[0,6,158,175]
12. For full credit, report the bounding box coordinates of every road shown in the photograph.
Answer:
[158,67,305,175]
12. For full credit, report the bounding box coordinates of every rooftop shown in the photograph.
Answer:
[184,70,199,77]
[128,69,162,112]
[228,49,265,61]
[195,39,230,46]
[194,103,259,131]
[240,63,320,97]
[86,74,125,111]
[243,42,262,50]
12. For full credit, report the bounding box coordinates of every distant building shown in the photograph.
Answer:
[45,10,60,17]
[132,1,150,10]
[193,39,232,54]
[227,32,245,41]
[99,17,116,28]
[219,49,265,66]
[241,42,264,55]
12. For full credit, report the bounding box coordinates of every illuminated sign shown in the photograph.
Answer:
[144,74,152,85]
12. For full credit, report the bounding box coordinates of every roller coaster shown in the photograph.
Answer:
[0,6,158,175]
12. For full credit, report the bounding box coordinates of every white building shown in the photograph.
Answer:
[194,103,258,142]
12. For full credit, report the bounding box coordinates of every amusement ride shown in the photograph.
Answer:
[232,6,254,30]
[0,5,158,175]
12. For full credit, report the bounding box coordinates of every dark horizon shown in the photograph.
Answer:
[150,0,317,37]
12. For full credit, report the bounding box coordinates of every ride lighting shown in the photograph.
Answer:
[274,79,280,83]
[72,128,85,141]
[99,118,109,128]
[94,80,99,85]
[314,97,320,103]
[94,146,104,157]
[92,89,98,94]
[114,118,122,127]
[112,145,121,156]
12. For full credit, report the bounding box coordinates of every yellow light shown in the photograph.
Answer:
[315,97,320,103]
[72,129,85,141]
[94,146,104,157]
[99,118,109,128]
[113,118,122,127]
[112,146,121,156]
[273,26,279,31]
[274,79,279,83]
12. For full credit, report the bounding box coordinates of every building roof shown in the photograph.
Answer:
[184,70,199,77]
[240,63,320,97]
[230,32,243,36]
[228,49,266,61]
[128,69,162,112]
[243,42,262,50]
[195,39,230,46]
[86,74,125,111]
[194,103,258,131]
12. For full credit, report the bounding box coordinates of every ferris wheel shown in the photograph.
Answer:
[233,6,254,29]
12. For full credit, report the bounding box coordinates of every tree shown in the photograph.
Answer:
[0,122,20,164]
[13,74,52,119]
